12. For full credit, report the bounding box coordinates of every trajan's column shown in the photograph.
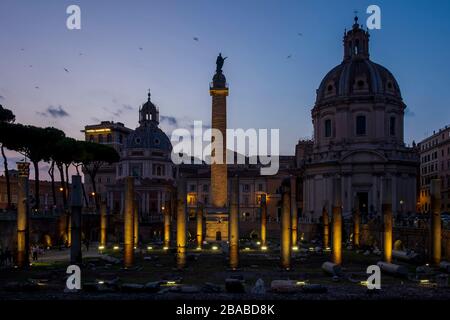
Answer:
[206,53,229,241]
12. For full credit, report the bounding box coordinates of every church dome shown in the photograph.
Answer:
[125,91,172,152]
[315,17,403,107]
[126,125,172,151]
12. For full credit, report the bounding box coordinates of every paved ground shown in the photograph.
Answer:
[1,245,449,300]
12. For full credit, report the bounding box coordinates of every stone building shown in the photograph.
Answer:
[418,125,450,213]
[302,17,418,221]
[82,120,132,203]
[0,170,65,212]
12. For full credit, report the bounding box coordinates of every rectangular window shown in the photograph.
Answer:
[202,184,209,192]
[389,117,396,136]
[324,119,332,138]
[356,115,366,135]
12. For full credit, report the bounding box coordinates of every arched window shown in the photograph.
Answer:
[324,119,332,138]
[98,134,103,143]
[356,115,366,135]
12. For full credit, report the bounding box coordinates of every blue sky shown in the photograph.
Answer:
[1,0,450,178]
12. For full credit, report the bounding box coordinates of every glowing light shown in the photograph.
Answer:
[296,281,306,286]
[59,187,64,192]
[292,246,299,251]
[98,246,105,250]
[147,246,153,250]
[163,246,169,250]
[261,246,268,251]
[98,281,104,284]
[196,247,202,251]
[85,128,111,133]
[309,247,315,252]
[245,247,250,251]
[134,247,137,250]
[256,241,261,245]
[113,246,119,250]
[360,281,368,286]
[212,246,218,251]
[420,279,430,284]
[91,192,96,196]
[166,281,176,286]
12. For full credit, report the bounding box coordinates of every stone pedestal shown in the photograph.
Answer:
[205,210,229,242]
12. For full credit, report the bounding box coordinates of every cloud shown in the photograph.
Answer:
[160,115,178,126]
[0,95,4,101]
[103,104,135,117]
[37,105,70,118]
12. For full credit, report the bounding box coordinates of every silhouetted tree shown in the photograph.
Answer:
[0,105,15,209]
[80,141,120,208]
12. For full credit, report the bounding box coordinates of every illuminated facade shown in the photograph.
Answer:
[418,125,450,213]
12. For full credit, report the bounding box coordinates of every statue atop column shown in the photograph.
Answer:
[216,53,227,73]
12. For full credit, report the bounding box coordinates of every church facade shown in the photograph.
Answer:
[301,17,418,222]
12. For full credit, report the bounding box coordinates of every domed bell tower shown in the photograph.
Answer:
[343,16,370,61]
[139,90,159,127]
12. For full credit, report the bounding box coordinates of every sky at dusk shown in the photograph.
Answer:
[1,0,450,180]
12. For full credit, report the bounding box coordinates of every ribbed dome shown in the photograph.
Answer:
[316,59,402,104]
[126,125,172,151]
[315,17,403,107]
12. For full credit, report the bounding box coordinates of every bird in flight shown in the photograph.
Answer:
[139,47,143,51]
[34,86,40,89]
[297,32,303,36]
[287,54,292,59]
[193,37,199,41]
[64,68,70,73]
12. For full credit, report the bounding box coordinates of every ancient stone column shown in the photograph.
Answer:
[332,177,342,265]
[134,199,139,248]
[209,62,228,209]
[16,162,30,268]
[322,206,329,248]
[196,204,203,248]
[99,200,107,248]
[163,200,171,248]
[353,197,360,248]
[280,181,291,270]
[176,179,187,269]
[123,177,134,268]
[382,178,393,263]
[229,176,239,269]
[70,175,83,265]
[260,194,267,247]
[290,176,298,247]
[430,179,441,266]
